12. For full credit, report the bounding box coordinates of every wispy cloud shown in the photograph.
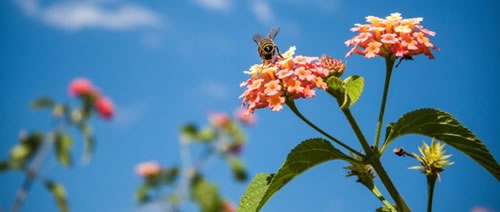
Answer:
[251,0,274,25]
[17,0,162,31]
[193,0,232,12]
[112,102,150,129]
[199,80,231,100]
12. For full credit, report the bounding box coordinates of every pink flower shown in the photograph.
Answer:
[345,13,438,59]
[209,112,231,128]
[135,161,161,177]
[236,109,256,125]
[95,96,114,119]
[381,33,398,44]
[365,41,382,58]
[69,78,95,96]
[239,47,331,115]
[222,202,236,212]
[264,80,282,96]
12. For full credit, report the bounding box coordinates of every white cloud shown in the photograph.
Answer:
[17,0,162,31]
[199,80,230,100]
[251,0,273,25]
[112,102,150,129]
[193,0,232,12]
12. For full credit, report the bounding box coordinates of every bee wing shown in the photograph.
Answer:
[267,26,280,39]
[252,34,263,44]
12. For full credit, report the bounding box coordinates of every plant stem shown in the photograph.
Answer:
[286,100,364,158]
[341,108,410,211]
[371,159,410,212]
[374,57,395,149]
[12,137,52,212]
[341,108,371,154]
[426,175,437,212]
[368,184,396,211]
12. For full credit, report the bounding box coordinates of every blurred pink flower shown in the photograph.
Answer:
[69,78,95,96]
[209,112,231,128]
[222,201,236,212]
[235,109,256,125]
[135,161,161,177]
[470,207,495,212]
[95,96,114,119]
[345,13,438,59]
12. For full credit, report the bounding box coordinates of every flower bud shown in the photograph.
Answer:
[320,55,345,77]
[135,161,162,177]
[95,96,114,120]
[69,78,95,96]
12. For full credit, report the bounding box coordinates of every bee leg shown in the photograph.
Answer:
[275,46,284,59]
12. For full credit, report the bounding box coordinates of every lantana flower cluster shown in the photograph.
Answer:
[69,78,114,119]
[345,13,437,59]
[240,47,344,114]
[135,161,162,177]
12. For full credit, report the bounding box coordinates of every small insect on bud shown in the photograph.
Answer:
[320,55,345,77]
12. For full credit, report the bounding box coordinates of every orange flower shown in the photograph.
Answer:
[135,161,161,177]
[239,47,332,114]
[346,13,438,59]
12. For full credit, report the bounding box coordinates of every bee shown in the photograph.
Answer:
[253,26,284,65]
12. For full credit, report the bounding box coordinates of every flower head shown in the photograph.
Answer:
[409,139,454,178]
[345,13,437,59]
[69,78,96,96]
[320,55,345,77]
[344,153,375,186]
[135,161,162,177]
[239,47,332,115]
[209,112,231,128]
[95,96,114,119]
[235,109,256,125]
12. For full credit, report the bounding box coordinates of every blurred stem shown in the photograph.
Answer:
[374,57,395,149]
[12,135,53,212]
[171,136,216,211]
[426,175,437,212]
[286,100,364,158]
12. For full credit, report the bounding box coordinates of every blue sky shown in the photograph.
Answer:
[1,0,499,211]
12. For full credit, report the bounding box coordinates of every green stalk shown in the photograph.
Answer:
[426,175,437,212]
[286,100,364,158]
[371,159,410,212]
[374,57,395,149]
[341,108,410,212]
[369,184,396,211]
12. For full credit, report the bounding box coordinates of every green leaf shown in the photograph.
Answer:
[343,75,364,108]
[228,157,248,182]
[44,180,68,212]
[326,75,365,109]
[54,132,74,167]
[326,76,345,98]
[135,184,151,203]
[10,132,44,168]
[0,160,10,172]
[161,166,179,184]
[238,138,350,211]
[191,176,223,212]
[79,123,95,164]
[238,173,272,211]
[384,108,500,180]
[181,124,216,142]
[32,97,55,109]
